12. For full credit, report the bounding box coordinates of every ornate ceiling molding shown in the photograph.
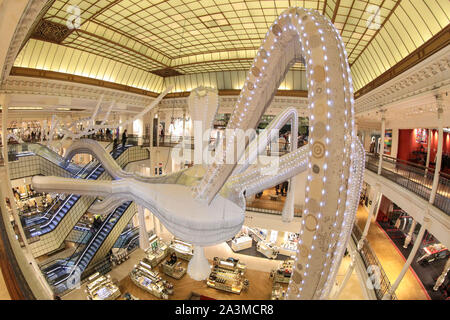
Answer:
[0,0,47,84]
[0,76,156,108]
[354,45,450,115]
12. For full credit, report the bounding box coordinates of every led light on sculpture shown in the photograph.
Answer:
[31,7,364,298]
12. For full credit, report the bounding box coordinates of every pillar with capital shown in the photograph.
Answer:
[137,205,149,250]
[377,109,386,175]
[429,100,444,205]
[383,216,430,300]
[403,218,417,248]
[358,184,381,251]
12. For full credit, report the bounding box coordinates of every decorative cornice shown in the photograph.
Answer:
[0,76,157,108]
[354,45,450,115]
[1,0,47,84]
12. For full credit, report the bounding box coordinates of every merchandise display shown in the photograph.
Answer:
[130,260,174,299]
[160,252,187,279]
[257,241,279,259]
[279,232,299,256]
[110,247,129,266]
[231,234,253,252]
[85,272,120,300]
[169,238,194,261]
[145,235,169,267]
[417,244,449,265]
[279,241,297,257]
[207,257,249,294]
[271,283,286,300]
[247,227,267,243]
[270,259,294,284]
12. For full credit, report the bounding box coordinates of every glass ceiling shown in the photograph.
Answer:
[13,0,450,93]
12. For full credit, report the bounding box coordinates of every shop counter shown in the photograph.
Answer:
[279,241,297,257]
[231,235,253,252]
[85,272,120,300]
[207,257,249,294]
[161,255,187,279]
[145,235,169,267]
[270,259,294,284]
[256,241,279,259]
[271,283,286,300]
[169,238,194,261]
[130,261,174,299]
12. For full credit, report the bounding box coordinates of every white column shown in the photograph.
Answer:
[433,257,450,291]
[331,245,356,299]
[424,128,431,176]
[137,205,149,250]
[187,246,211,281]
[382,216,429,300]
[152,214,157,235]
[403,218,416,248]
[377,111,385,175]
[358,187,381,250]
[429,105,444,204]
[282,117,298,223]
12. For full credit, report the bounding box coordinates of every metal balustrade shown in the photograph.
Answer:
[351,224,397,300]
[365,153,450,215]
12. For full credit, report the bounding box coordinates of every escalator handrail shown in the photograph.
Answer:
[36,142,116,230]
[37,163,103,230]
[55,201,132,285]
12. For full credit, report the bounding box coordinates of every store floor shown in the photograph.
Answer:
[0,267,11,300]
[62,233,365,300]
[246,188,302,214]
[355,206,429,300]
[377,221,447,300]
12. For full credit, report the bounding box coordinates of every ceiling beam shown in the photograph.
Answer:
[331,0,341,23]
[350,0,402,67]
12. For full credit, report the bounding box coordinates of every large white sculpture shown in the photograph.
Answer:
[32,7,365,299]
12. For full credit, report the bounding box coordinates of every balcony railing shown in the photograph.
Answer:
[352,224,397,300]
[365,153,450,215]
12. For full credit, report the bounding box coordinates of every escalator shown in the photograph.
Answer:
[114,226,139,249]
[44,201,134,293]
[25,144,129,237]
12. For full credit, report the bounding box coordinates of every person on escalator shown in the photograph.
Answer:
[122,129,127,149]
[113,135,118,150]
[92,215,102,231]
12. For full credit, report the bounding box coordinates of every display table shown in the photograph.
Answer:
[279,241,297,257]
[231,235,253,252]
[271,283,286,300]
[161,255,187,279]
[257,241,279,259]
[130,260,174,299]
[417,243,448,265]
[169,238,194,261]
[85,272,120,300]
[270,259,293,284]
[145,235,169,267]
[207,257,249,294]
[247,227,266,243]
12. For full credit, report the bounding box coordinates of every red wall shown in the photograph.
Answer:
[397,129,450,164]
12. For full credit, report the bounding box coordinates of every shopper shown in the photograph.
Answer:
[122,129,127,148]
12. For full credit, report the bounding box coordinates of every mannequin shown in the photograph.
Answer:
[369,136,376,153]
[377,137,382,154]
